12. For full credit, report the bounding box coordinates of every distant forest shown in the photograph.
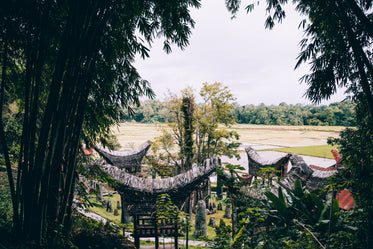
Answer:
[127,100,355,126]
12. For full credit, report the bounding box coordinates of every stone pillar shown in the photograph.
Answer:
[208,216,216,227]
[223,204,231,219]
[120,193,131,224]
[106,199,112,212]
[96,184,103,202]
[217,158,223,199]
[194,200,207,237]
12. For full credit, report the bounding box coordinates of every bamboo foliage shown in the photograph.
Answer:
[0,0,200,244]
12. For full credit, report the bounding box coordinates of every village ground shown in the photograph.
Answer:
[93,123,340,248]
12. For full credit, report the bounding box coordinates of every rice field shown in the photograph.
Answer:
[112,122,345,157]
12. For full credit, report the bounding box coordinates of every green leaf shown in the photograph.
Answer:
[294,179,304,198]
[265,189,290,220]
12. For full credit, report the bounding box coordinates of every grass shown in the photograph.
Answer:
[88,194,122,225]
[268,144,338,159]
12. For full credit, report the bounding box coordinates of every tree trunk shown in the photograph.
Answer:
[0,38,20,231]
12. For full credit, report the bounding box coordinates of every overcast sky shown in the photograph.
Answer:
[134,0,347,106]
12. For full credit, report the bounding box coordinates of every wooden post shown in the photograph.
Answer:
[155,216,159,249]
[175,236,178,249]
[186,195,190,249]
[134,215,140,249]
[175,220,179,249]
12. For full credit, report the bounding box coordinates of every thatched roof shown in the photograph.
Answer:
[245,147,291,177]
[277,154,339,191]
[101,158,217,194]
[99,158,219,209]
[309,164,338,178]
[281,154,314,190]
[244,146,339,191]
[94,140,152,173]
[235,150,341,201]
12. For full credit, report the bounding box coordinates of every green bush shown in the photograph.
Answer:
[72,214,134,249]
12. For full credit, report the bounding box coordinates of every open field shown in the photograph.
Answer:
[112,122,166,148]
[112,122,345,156]
[231,124,343,148]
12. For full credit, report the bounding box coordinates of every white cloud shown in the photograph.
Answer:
[135,0,347,105]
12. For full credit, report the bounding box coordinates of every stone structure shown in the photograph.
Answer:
[106,199,112,212]
[96,184,103,202]
[194,200,207,237]
[114,208,119,216]
[208,216,216,227]
[223,204,231,219]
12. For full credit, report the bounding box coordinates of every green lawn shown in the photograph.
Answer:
[268,144,338,159]
[88,194,122,225]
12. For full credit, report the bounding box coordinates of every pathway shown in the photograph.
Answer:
[139,237,209,249]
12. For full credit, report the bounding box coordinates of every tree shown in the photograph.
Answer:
[328,104,373,248]
[195,82,240,164]
[150,88,196,173]
[0,0,200,245]
[181,92,195,170]
[153,83,240,172]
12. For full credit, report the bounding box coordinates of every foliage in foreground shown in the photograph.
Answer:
[72,214,133,249]
[1,0,200,245]
[211,170,363,249]
[328,103,373,248]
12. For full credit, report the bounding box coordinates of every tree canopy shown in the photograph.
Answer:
[127,100,355,126]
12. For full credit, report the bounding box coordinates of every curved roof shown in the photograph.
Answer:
[245,147,291,177]
[94,140,152,173]
[101,157,218,195]
[97,157,219,210]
